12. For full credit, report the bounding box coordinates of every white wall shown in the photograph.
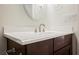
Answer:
[47,4,79,31]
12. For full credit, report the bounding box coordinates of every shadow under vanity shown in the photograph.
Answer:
[4,33,73,55]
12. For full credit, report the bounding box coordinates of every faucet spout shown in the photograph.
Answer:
[39,24,46,32]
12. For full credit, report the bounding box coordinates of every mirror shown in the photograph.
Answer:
[23,4,33,20]
[23,4,47,21]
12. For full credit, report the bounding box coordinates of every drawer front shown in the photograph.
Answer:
[54,45,72,55]
[54,34,72,51]
[27,39,53,55]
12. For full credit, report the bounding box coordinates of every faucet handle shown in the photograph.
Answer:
[35,28,37,32]
[43,28,45,32]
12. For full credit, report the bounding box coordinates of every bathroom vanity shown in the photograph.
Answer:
[4,32,73,55]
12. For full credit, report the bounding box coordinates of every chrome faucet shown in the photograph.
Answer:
[39,24,46,32]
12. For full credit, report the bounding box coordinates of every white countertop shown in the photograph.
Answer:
[4,31,73,45]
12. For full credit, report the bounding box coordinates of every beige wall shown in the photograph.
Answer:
[1,4,37,32]
[1,5,35,27]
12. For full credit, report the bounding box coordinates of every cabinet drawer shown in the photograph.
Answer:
[54,45,72,55]
[54,34,72,51]
[27,39,53,55]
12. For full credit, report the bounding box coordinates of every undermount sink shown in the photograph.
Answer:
[4,31,58,41]
[4,31,58,38]
[4,31,57,38]
[4,31,73,45]
[4,31,70,40]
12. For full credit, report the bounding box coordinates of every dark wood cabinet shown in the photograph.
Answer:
[54,36,65,51]
[54,34,72,54]
[54,45,71,55]
[6,34,72,55]
[26,39,53,55]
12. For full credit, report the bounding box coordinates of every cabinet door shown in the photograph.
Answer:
[26,39,53,55]
[54,34,72,52]
[54,45,71,55]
